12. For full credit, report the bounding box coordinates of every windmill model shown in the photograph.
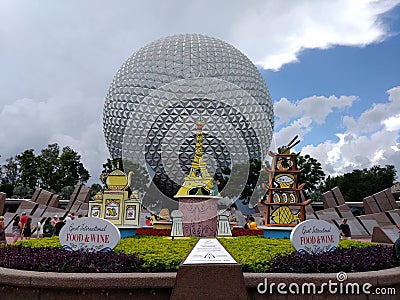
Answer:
[261,136,311,227]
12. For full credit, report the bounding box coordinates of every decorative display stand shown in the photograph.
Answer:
[260,137,310,238]
[174,120,221,237]
[88,167,141,238]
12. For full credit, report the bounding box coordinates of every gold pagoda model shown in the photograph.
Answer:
[176,119,216,197]
[262,136,310,227]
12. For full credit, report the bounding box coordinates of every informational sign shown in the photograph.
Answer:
[59,217,120,252]
[183,238,237,264]
[290,219,340,253]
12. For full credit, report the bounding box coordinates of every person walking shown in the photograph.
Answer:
[42,217,53,238]
[54,217,65,236]
[393,225,400,262]
[0,216,6,244]
[11,215,21,243]
[339,219,351,239]
[51,215,58,228]
[23,217,33,240]
[64,214,72,223]
[19,212,28,240]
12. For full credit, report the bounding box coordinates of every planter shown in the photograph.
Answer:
[1,267,399,300]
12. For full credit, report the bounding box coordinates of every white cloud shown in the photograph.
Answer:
[232,0,400,69]
[0,93,109,184]
[383,114,400,131]
[297,87,400,177]
[273,117,312,150]
[0,1,398,105]
[275,95,356,126]
[0,0,399,187]
[343,87,400,134]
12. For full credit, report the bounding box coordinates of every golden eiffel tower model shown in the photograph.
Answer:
[176,119,215,196]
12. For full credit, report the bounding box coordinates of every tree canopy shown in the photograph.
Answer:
[320,165,397,202]
[0,143,90,198]
[297,153,326,201]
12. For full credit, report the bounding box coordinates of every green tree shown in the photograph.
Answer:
[0,156,18,197]
[320,165,397,202]
[102,158,122,173]
[60,185,74,200]
[16,149,38,191]
[2,144,90,197]
[297,154,326,200]
[2,157,18,185]
[221,159,268,205]
[0,183,14,197]
[12,184,33,199]
[90,183,103,198]
[58,146,90,190]
[100,158,122,184]
[37,144,61,191]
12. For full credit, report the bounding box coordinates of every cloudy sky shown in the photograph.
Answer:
[1,0,399,185]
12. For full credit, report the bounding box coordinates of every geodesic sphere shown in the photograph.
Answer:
[103,34,274,200]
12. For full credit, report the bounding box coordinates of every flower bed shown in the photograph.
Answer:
[136,227,171,236]
[0,245,144,273]
[135,227,263,236]
[1,236,397,273]
[270,244,396,273]
[232,228,263,236]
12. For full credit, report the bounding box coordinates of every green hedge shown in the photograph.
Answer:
[13,236,373,272]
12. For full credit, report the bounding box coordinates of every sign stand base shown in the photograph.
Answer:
[171,238,246,299]
[171,264,247,300]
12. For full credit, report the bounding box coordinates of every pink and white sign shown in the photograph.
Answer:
[290,219,340,253]
[59,217,120,252]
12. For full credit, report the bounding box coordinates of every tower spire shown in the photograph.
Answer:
[176,119,214,196]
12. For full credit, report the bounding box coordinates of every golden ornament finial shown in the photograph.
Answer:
[196,119,205,130]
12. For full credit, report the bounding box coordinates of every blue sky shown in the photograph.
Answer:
[0,0,399,183]
[264,29,400,146]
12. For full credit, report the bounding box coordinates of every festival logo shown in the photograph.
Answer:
[290,219,340,253]
[59,217,120,252]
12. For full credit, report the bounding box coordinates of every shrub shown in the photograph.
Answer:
[12,236,62,248]
[220,237,294,272]
[269,244,397,273]
[0,245,144,273]
[115,236,199,272]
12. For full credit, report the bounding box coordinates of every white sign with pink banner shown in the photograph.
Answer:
[59,217,120,252]
[290,219,340,254]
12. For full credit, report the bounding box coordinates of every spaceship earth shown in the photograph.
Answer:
[103,34,274,203]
